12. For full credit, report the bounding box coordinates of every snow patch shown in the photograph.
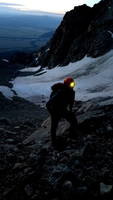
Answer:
[2,59,9,63]
[108,30,113,38]
[0,86,14,99]
[45,48,50,52]
[19,66,41,72]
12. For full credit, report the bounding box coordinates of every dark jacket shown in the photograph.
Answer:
[46,83,75,115]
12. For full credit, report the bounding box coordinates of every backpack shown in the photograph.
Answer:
[46,83,65,114]
[46,82,75,114]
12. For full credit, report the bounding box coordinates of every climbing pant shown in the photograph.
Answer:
[50,110,78,143]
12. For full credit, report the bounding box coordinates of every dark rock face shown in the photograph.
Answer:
[38,0,113,67]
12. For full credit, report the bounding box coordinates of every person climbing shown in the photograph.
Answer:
[46,77,78,145]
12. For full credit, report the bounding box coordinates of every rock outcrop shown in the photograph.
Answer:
[38,0,113,68]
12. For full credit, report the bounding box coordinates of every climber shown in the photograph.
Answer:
[46,77,78,145]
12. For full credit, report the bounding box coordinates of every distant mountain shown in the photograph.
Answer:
[0,14,62,29]
[37,0,113,68]
[0,5,62,59]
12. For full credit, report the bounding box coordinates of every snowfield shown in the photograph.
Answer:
[0,50,113,105]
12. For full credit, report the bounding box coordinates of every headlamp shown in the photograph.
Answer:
[70,81,75,88]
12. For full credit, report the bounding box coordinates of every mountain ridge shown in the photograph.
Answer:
[37,0,113,68]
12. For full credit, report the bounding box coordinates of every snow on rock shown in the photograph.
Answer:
[12,50,113,105]
[2,59,9,63]
[108,30,113,38]
[19,66,41,72]
[0,86,14,99]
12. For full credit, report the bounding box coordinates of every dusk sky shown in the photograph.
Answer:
[0,0,101,14]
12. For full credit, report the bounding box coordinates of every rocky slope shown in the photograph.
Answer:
[1,94,113,200]
[1,1,113,199]
[37,0,113,67]
[0,60,23,87]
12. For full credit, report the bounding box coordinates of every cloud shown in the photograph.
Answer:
[0,2,24,12]
[0,3,23,7]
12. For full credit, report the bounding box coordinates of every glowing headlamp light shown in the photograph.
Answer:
[70,81,76,88]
